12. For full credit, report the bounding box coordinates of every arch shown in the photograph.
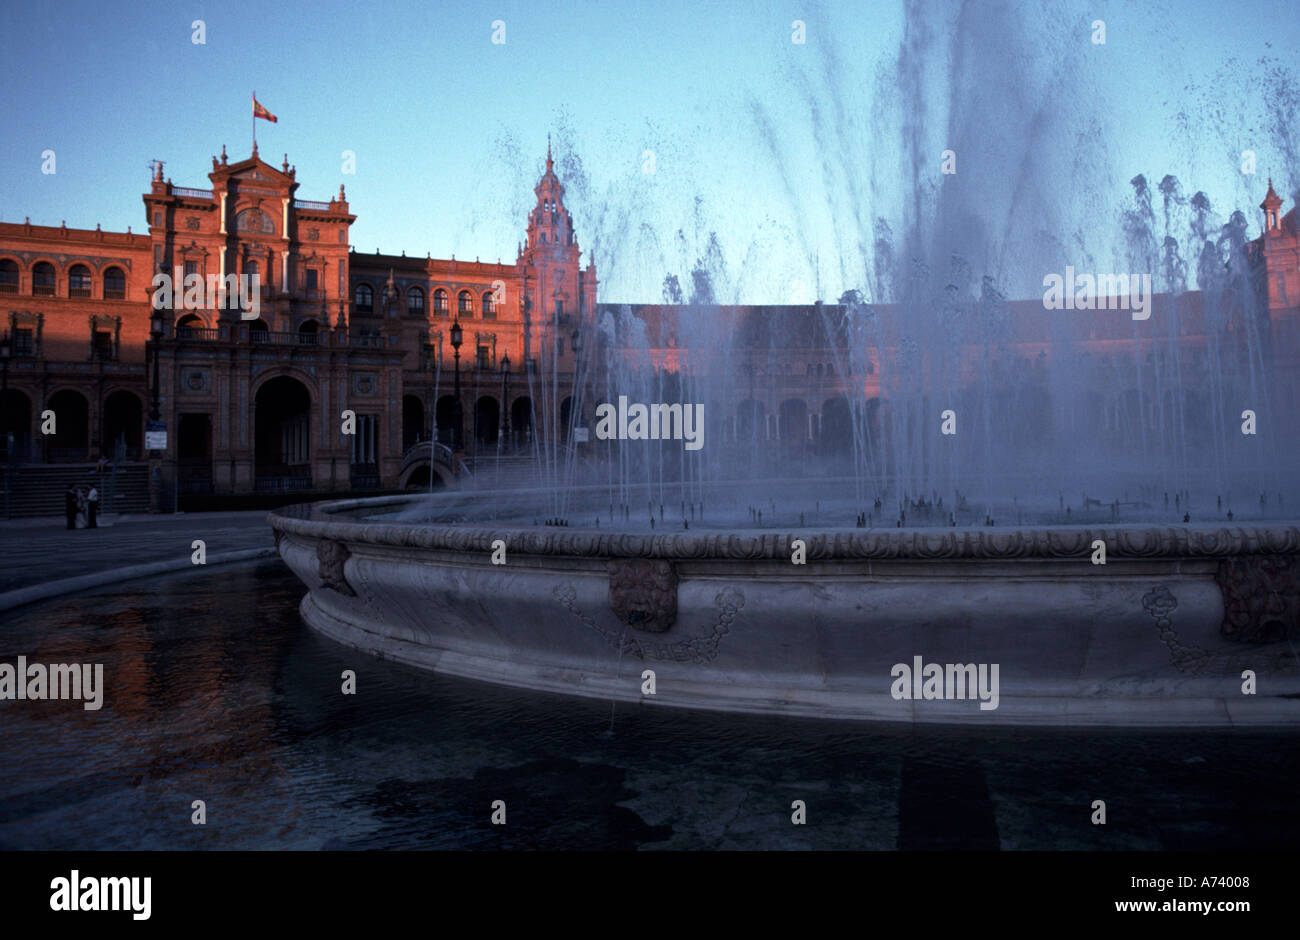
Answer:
[176,312,206,338]
[0,388,32,460]
[248,318,270,343]
[736,399,766,440]
[820,396,852,454]
[0,258,18,293]
[68,263,92,298]
[510,396,533,448]
[32,261,56,296]
[254,375,312,489]
[457,290,474,316]
[433,288,449,315]
[403,395,425,450]
[435,394,460,447]
[103,265,126,300]
[45,388,89,461]
[560,396,574,437]
[778,398,809,445]
[354,282,374,313]
[407,286,425,316]
[475,395,500,446]
[481,290,495,319]
[297,319,319,345]
[102,389,143,460]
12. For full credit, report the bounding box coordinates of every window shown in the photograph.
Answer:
[14,327,34,357]
[184,260,199,279]
[0,260,18,293]
[93,330,114,360]
[481,291,495,319]
[103,266,125,300]
[305,268,319,291]
[69,264,92,298]
[354,283,373,312]
[433,289,448,314]
[555,335,565,356]
[408,287,425,315]
[477,344,491,370]
[458,291,473,315]
[351,414,378,464]
[33,262,55,296]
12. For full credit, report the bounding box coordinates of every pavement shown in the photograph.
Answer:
[0,510,280,612]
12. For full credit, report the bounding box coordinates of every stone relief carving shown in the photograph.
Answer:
[317,539,356,596]
[1215,554,1300,644]
[554,582,743,664]
[607,558,677,633]
[1142,583,1299,677]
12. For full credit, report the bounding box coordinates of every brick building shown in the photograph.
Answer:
[0,140,597,509]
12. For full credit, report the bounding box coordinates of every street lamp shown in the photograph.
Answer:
[450,318,463,450]
[500,352,511,449]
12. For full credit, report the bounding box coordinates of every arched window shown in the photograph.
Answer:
[433,289,448,314]
[407,286,425,315]
[481,291,495,319]
[248,318,270,343]
[458,290,473,315]
[32,262,55,296]
[354,283,373,313]
[103,266,125,300]
[0,259,18,293]
[68,264,92,298]
[297,319,319,345]
[176,313,204,338]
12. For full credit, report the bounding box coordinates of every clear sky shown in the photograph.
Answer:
[2,0,1297,303]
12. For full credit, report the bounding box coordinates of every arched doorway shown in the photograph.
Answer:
[821,396,853,455]
[175,313,205,339]
[475,396,500,447]
[0,389,32,462]
[254,376,312,490]
[737,400,766,442]
[511,396,533,449]
[403,395,425,451]
[46,389,89,462]
[435,395,460,447]
[778,398,808,447]
[102,390,143,460]
[297,319,319,345]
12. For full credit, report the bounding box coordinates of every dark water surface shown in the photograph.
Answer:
[1,560,1297,850]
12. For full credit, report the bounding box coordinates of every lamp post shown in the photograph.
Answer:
[500,352,511,450]
[450,318,463,451]
[147,307,166,511]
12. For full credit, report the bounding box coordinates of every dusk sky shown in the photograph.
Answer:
[2,0,1297,304]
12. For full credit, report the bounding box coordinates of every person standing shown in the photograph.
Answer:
[86,483,99,529]
[64,484,79,530]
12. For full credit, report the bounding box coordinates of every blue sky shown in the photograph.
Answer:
[2,0,1297,303]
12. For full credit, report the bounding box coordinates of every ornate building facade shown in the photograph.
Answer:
[0,141,597,505]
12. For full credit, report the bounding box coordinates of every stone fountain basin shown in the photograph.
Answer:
[269,494,1300,727]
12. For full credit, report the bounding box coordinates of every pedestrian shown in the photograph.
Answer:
[64,484,79,530]
[86,482,99,529]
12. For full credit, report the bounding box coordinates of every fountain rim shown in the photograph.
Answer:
[268,492,1300,561]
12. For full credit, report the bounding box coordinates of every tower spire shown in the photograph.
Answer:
[547,134,553,171]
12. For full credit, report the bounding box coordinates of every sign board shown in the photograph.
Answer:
[146,420,167,450]
[574,427,589,443]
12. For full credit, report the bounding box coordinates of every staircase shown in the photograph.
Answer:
[462,456,549,490]
[2,463,151,518]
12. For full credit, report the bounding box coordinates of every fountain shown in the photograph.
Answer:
[271,4,1300,726]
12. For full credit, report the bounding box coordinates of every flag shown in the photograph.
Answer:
[253,95,278,123]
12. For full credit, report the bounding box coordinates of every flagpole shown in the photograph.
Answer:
[252,91,256,153]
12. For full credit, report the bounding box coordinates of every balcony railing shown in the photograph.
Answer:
[294,200,331,211]
[165,327,389,348]
[176,326,220,341]
[173,187,213,199]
